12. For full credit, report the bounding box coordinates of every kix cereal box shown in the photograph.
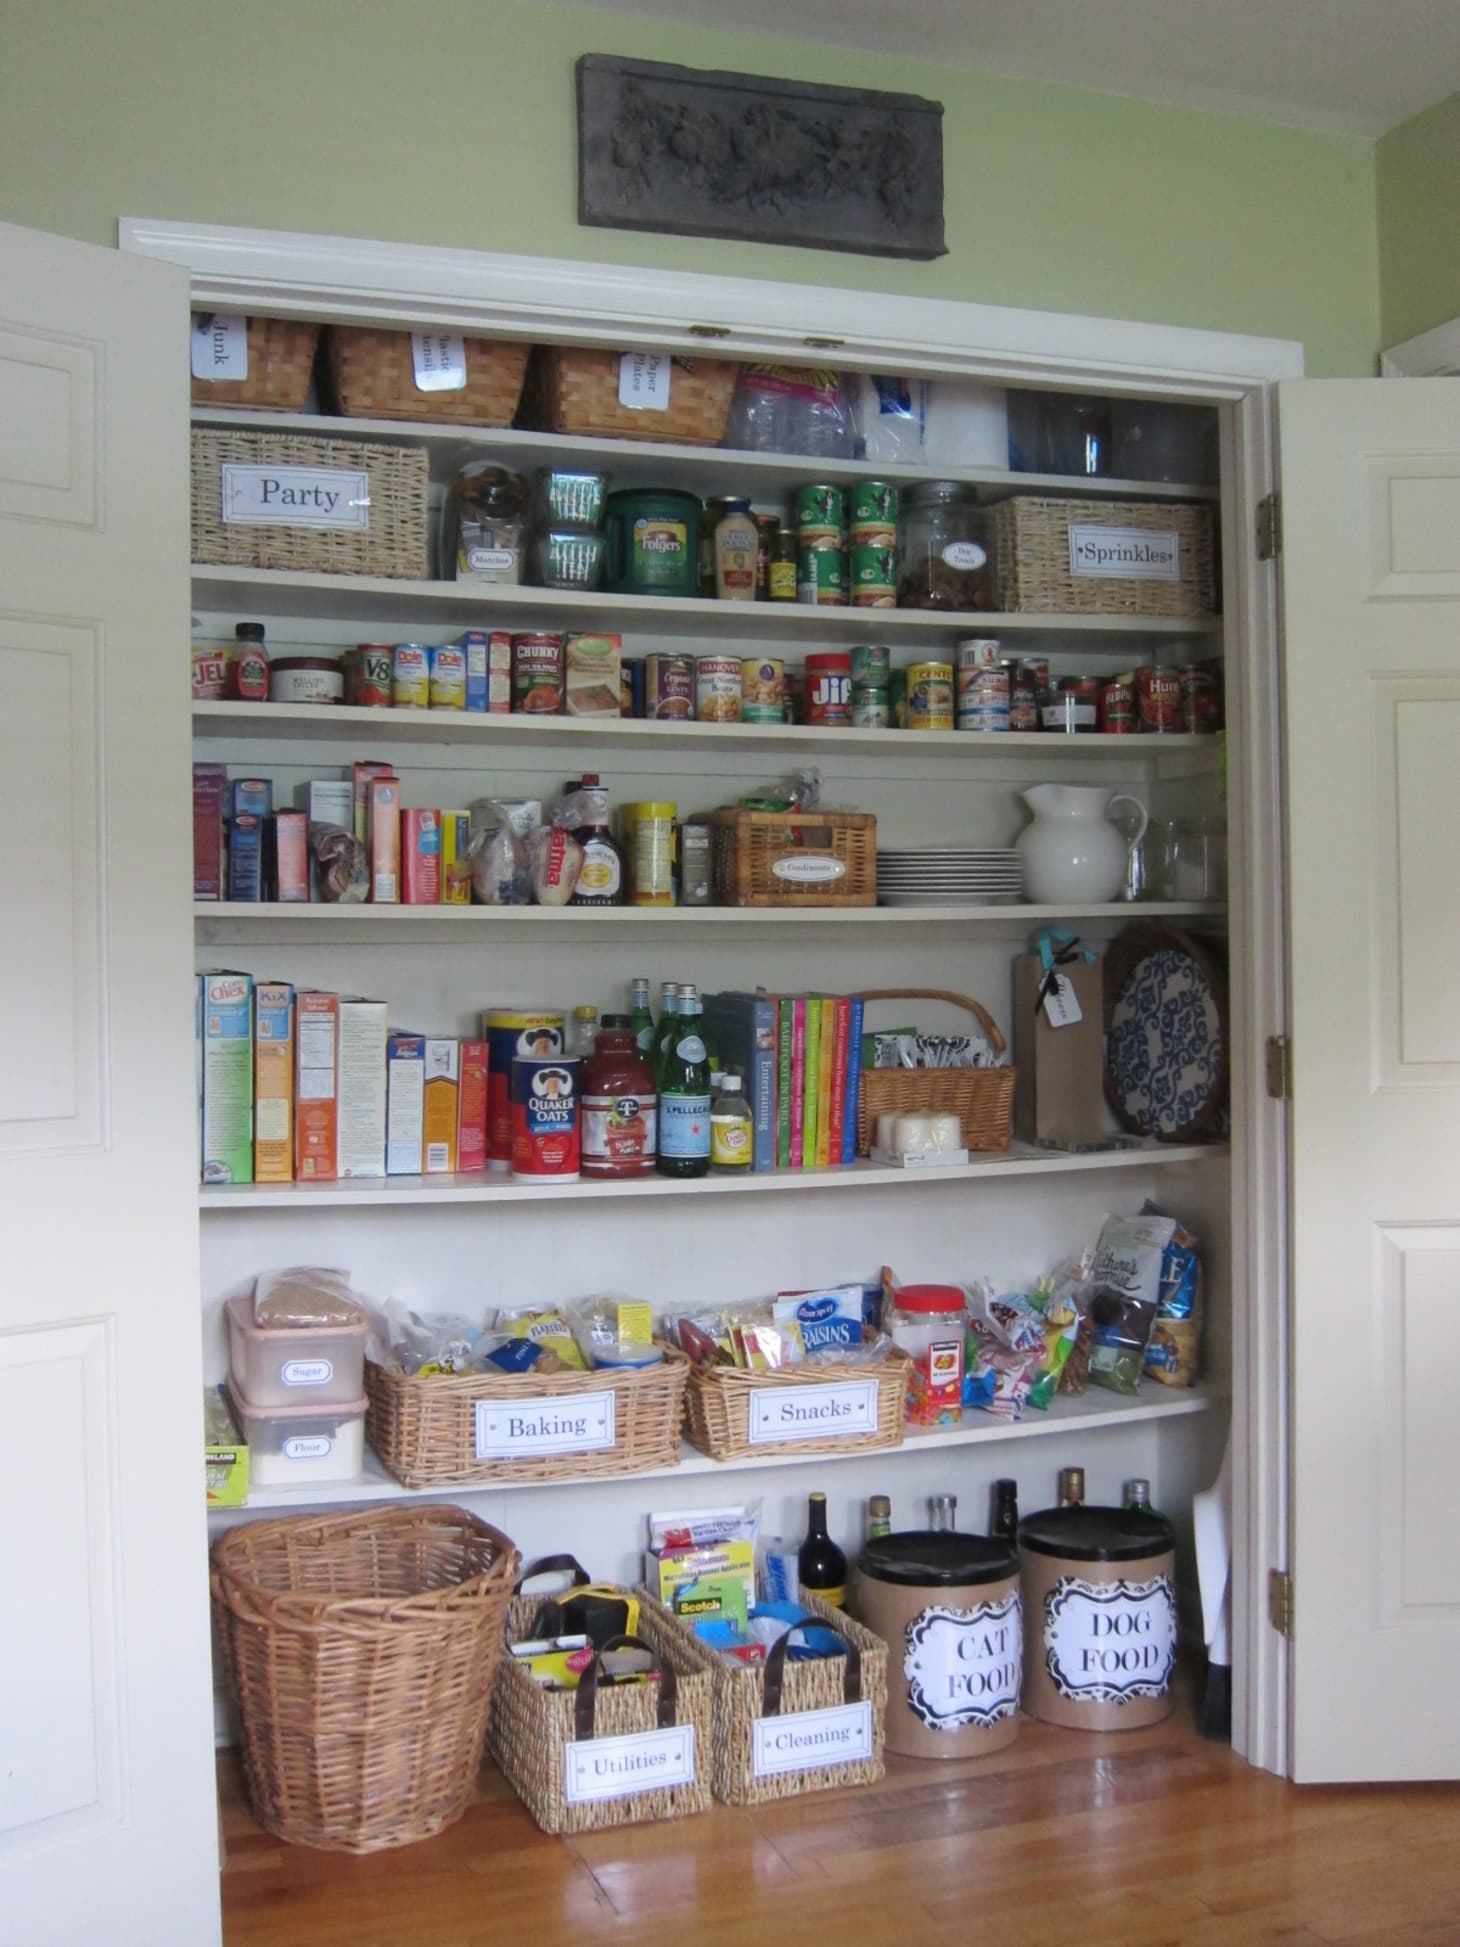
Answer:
[423,1039,460,1174]
[253,981,295,1183]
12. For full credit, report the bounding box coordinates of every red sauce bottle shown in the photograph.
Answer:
[580,1015,657,1178]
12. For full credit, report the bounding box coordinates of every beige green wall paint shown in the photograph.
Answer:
[1377,92,1460,348]
[2,0,1378,374]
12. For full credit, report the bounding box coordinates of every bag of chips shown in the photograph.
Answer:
[1087,1210,1175,1395]
[1142,1208,1204,1387]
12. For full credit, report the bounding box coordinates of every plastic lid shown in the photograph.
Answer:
[600,1014,631,1030]
[224,1378,367,1426]
[894,1283,966,1314]
[235,621,266,640]
[1018,1504,1176,1563]
[859,1531,1017,1587]
[717,1074,742,1090]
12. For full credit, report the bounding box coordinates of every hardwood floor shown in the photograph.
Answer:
[219,1696,1460,1947]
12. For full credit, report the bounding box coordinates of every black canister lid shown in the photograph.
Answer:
[858,1529,1017,1587]
[1018,1504,1176,1563]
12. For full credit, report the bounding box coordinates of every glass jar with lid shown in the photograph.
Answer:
[897,481,995,611]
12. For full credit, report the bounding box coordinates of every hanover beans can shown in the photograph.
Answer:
[695,655,743,723]
[510,1055,580,1183]
[484,1008,565,1169]
[805,652,853,726]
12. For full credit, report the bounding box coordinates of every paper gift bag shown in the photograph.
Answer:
[1012,954,1105,1144]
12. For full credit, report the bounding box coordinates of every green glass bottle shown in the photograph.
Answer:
[630,977,656,1057]
[656,992,711,1178]
[652,982,686,1083]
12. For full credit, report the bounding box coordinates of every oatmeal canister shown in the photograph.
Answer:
[858,1532,1022,1761]
[509,1054,580,1183]
[1018,1504,1177,1731]
[906,660,954,731]
[484,1008,564,1170]
[741,657,786,724]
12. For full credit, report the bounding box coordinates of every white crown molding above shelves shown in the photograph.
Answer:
[1381,318,1460,377]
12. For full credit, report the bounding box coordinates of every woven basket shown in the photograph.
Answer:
[211,1505,519,1854]
[856,986,1014,1155]
[525,346,738,444]
[989,495,1216,617]
[704,1588,887,1806]
[365,1347,690,1488]
[191,429,429,578]
[325,327,531,427]
[683,1351,910,1461]
[190,314,319,410]
[489,1586,714,1834]
[708,808,877,908]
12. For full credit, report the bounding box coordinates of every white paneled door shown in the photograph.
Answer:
[1281,378,1460,1781]
[0,223,221,1941]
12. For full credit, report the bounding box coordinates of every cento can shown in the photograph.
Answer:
[1136,665,1183,734]
[806,652,853,726]
[391,643,430,709]
[906,660,955,731]
[742,657,785,724]
[1099,674,1137,734]
[510,1054,580,1183]
[797,547,846,605]
[484,1008,565,1169]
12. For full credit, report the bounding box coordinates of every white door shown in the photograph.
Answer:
[0,223,221,1942]
[1282,377,1460,1782]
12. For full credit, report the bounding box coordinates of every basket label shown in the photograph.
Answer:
[1067,524,1181,581]
[411,331,468,392]
[747,1379,879,1444]
[192,311,248,382]
[220,464,370,531]
[752,1701,872,1778]
[905,1594,1022,1731]
[619,350,671,411]
[563,1723,695,1804]
[474,1391,617,1459]
[771,855,846,884]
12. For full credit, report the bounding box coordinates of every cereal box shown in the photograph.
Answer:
[275,809,309,903]
[295,991,339,1180]
[337,999,388,1178]
[402,808,442,904]
[201,971,253,1184]
[441,810,471,905]
[386,1032,425,1175]
[352,760,395,844]
[253,980,295,1183]
[458,1039,488,1172]
[368,776,402,904]
[423,1039,460,1173]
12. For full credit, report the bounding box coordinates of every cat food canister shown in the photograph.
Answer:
[857,1532,1022,1759]
[1018,1504,1178,1730]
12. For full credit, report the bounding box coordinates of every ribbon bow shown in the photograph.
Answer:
[1035,927,1093,1014]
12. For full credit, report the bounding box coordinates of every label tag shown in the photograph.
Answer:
[748,1379,879,1444]
[563,1723,695,1804]
[411,331,468,392]
[904,1595,1022,1731]
[192,312,248,382]
[771,856,846,884]
[1042,972,1084,1028]
[752,1701,872,1778]
[1068,524,1181,581]
[619,351,672,411]
[281,1358,334,1388]
[1044,1574,1177,1703]
[474,1391,616,1460]
[282,1435,331,1461]
[221,464,370,531]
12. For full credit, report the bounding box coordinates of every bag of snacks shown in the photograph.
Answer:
[1087,1210,1175,1395]
[1142,1209,1204,1387]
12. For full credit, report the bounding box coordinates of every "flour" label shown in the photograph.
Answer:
[563,1723,695,1804]
[904,1595,1022,1731]
[220,464,371,531]
[474,1392,616,1460]
[748,1379,879,1444]
[752,1701,872,1778]
[1044,1574,1177,1703]
[1067,524,1181,581]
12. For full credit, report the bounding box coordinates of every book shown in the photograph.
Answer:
[703,992,778,1173]
[777,1000,793,1169]
[802,996,821,1168]
[828,996,851,1166]
[815,996,836,1167]
[843,996,865,1163]
[789,999,806,1169]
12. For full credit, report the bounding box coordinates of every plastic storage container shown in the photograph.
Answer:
[224,1383,367,1488]
[897,481,994,612]
[225,1293,368,1409]
[888,1282,966,1426]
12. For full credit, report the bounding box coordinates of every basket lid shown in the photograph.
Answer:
[1018,1504,1176,1563]
[859,1530,1016,1587]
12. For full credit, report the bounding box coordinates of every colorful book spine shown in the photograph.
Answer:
[777,1001,793,1168]
[802,997,821,1168]
[842,996,865,1163]
[752,995,777,1173]
[789,999,807,1168]
[815,996,836,1167]
[828,997,851,1165]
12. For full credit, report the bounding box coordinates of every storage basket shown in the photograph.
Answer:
[708,808,877,909]
[683,1350,911,1460]
[191,429,429,579]
[702,1588,887,1806]
[211,1505,519,1854]
[489,1583,714,1834]
[190,313,319,411]
[364,1347,691,1489]
[989,495,1216,617]
[325,327,531,427]
[525,346,738,445]
[855,986,1014,1155]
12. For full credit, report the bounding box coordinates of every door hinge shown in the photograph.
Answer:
[1269,1568,1293,1639]
[1257,492,1283,560]
[1266,1034,1292,1100]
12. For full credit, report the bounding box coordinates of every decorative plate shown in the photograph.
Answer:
[1103,924,1228,1140]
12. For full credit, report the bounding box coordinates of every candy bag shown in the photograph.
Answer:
[1142,1207,1204,1387]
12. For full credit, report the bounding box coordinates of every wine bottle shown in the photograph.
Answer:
[798,1492,848,1608]
[867,1494,892,1541]
[1058,1465,1086,1508]
[990,1478,1019,1542]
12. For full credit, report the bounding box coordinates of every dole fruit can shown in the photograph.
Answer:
[428,643,466,710]
[510,1055,580,1182]
[392,643,430,708]
[484,1009,564,1169]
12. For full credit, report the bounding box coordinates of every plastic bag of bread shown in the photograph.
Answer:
[253,1266,364,1330]
[469,803,530,905]
[308,822,368,903]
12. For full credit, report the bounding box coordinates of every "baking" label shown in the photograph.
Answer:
[563,1724,695,1804]
[747,1380,879,1444]
[1043,1574,1177,1703]
[752,1701,873,1777]
[904,1595,1022,1730]
[474,1392,616,1460]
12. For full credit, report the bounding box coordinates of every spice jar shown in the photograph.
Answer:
[898,482,994,611]
[889,1283,966,1426]
[580,1016,657,1179]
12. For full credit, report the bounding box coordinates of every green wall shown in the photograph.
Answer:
[2,0,1380,375]
[1377,92,1460,348]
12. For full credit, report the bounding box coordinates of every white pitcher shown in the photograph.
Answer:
[1017,783,1149,904]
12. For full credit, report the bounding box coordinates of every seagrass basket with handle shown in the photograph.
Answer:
[855,987,1014,1155]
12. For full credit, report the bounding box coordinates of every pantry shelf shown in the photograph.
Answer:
[197,1138,1225,1210]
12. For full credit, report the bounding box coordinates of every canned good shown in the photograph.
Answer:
[852,685,890,728]
[1009,667,1040,732]
[270,656,342,706]
[484,1007,565,1170]
[1136,665,1183,734]
[349,644,393,708]
[796,482,845,531]
[851,480,898,526]
[890,668,908,730]
[957,637,1002,672]
[906,660,955,731]
[695,655,742,724]
[390,643,429,709]
[753,514,780,600]
[851,643,891,685]
[621,802,677,906]
[768,531,798,602]
[742,657,786,724]
[1099,675,1137,735]
[1179,662,1221,734]
[797,527,844,551]
[806,652,853,726]
[849,520,896,551]
[428,643,466,710]
[797,547,846,606]
[620,658,645,719]
[1042,676,1099,734]
[782,669,804,724]
[851,544,898,608]
[645,652,694,720]
[957,663,1010,732]
[510,1054,580,1183]
[511,632,565,714]
[1020,658,1051,697]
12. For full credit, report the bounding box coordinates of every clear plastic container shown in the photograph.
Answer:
[897,482,995,612]
[224,1382,367,1488]
[225,1293,368,1409]
[889,1282,967,1427]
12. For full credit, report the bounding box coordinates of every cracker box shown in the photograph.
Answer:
[253,981,295,1183]
[368,776,402,904]
[201,971,253,1184]
[386,1032,425,1175]
[338,999,388,1178]
[564,632,622,718]
[295,990,339,1180]
[423,1038,460,1173]
[231,777,272,820]
[353,760,395,844]
[227,810,263,902]
[402,808,442,905]
[441,810,471,905]
[193,763,227,901]
[306,778,354,831]
[458,1039,488,1172]
[275,809,309,903]
[204,1386,249,1509]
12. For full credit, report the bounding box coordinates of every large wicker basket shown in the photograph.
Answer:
[191,428,429,578]
[325,326,531,427]
[211,1505,519,1854]
[190,314,319,410]
[989,495,1216,617]
[708,808,877,908]
[683,1351,910,1460]
[365,1347,690,1488]
[525,346,738,444]
[855,986,1014,1155]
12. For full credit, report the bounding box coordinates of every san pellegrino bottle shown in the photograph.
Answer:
[630,977,655,1056]
[799,1492,848,1608]
[656,991,711,1178]
[652,982,686,1082]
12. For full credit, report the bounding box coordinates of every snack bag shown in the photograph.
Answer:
[963,1281,1041,1420]
[493,1306,588,1370]
[1087,1210,1175,1395]
[1143,1211,1204,1387]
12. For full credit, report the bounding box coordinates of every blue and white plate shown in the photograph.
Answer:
[1104,927,1227,1139]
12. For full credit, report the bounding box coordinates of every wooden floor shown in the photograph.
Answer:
[219,1694,1460,1947]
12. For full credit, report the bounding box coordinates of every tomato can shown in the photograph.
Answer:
[512,633,565,714]
[1136,665,1183,734]
[646,653,694,720]
[392,643,430,709]
[906,660,955,731]
[957,662,1009,732]
[695,655,742,723]
[509,1054,580,1183]
[797,547,846,606]
[1179,662,1221,734]
[484,1008,565,1169]
[806,651,853,726]
[348,644,393,708]
[429,643,467,710]
[742,657,785,724]
[1099,674,1137,735]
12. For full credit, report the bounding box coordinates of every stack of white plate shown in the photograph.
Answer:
[877,847,1024,907]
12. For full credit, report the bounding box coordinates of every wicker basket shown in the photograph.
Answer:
[489,1585,714,1834]
[191,429,429,578]
[702,1588,887,1806]
[325,327,531,427]
[190,314,319,411]
[211,1505,519,1854]
[989,495,1216,617]
[708,808,877,909]
[364,1347,690,1489]
[855,986,1014,1155]
[683,1350,910,1461]
[525,346,738,444]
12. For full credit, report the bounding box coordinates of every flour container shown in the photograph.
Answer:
[857,1532,1022,1759]
[1018,1504,1178,1730]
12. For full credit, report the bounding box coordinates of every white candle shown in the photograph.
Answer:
[892,1113,934,1156]
[930,1114,964,1153]
[876,1112,900,1154]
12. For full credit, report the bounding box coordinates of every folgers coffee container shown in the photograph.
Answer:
[1017,1504,1178,1730]
[805,651,852,726]
[509,1055,580,1183]
[484,1008,564,1169]
[858,1532,1022,1760]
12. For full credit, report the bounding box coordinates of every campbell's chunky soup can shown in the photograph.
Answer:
[509,1055,580,1182]
[484,1009,564,1169]
[858,1532,1022,1760]
[1018,1505,1177,1730]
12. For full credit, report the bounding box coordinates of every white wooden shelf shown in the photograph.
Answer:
[198,1138,1225,1210]
[207,1381,1219,1515]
